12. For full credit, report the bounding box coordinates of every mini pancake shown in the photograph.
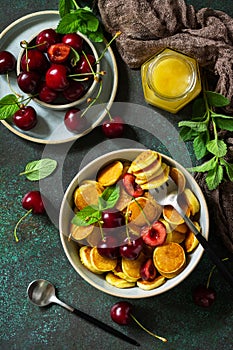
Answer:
[74,181,103,210]
[79,246,103,274]
[97,160,123,186]
[139,163,170,189]
[112,264,138,282]
[122,252,147,280]
[128,150,159,173]
[166,230,186,244]
[127,196,161,226]
[184,221,200,252]
[163,203,190,226]
[90,246,117,272]
[153,242,186,278]
[115,185,132,211]
[137,276,166,290]
[169,167,186,193]
[105,272,136,288]
[70,223,95,241]
[85,226,102,247]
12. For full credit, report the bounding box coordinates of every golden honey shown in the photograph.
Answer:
[141,48,202,113]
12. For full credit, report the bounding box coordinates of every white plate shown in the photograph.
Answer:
[0,11,118,144]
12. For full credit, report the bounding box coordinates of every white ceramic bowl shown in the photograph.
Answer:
[59,149,209,298]
[17,30,100,110]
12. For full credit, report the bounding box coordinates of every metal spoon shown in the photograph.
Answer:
[27,279,140,347]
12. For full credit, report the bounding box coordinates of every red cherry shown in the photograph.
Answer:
[140,258,157,281]
[45,64,69,91]
[36,28,60,52]
[22,191,45,214]
[110,301,132,325]
[119,237,144,260]
[47,43,71,64]
[38,82,58,103]
[17,71,41,93]
[13,106,37,130]
[102,116,125,138]
[20,49,48,72]
[73,54,96,75]
[64,108,89,133]
[63,80,85,102]
[193,285,216,307]
[122,173,144,198]
[141,221,167,247]
[0,50,16,74]
[62,33,83,52]
[97,236,120,259]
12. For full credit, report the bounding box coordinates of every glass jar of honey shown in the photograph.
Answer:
[141,48,202,113]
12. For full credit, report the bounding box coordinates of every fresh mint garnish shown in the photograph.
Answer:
[179,89,233,190]
[72,184,120,226]
[19,158,57,181]
[57,0,104,42]
[0,94,20,120]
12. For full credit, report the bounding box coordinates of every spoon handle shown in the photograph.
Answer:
[72,307,140,346]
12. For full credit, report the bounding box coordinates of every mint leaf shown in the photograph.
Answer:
[88,30,104,42]
[215,117,233,131]
[206,139,227,157]
[19,158,57,181]
[101,185,120,209]
[220,159,233,181]
[193,133,209,160]
[57,14,82,34]
[205,164,223,190]
[205,91,230,107]
[192,97,206,118]
[179,126,198,141]
[59,0,73,18]
[0,94,19,120]
[72,205,101,226]
[178,120,208,133]
[188,157,217,173]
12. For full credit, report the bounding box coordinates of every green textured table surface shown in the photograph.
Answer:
[0,1,232,350]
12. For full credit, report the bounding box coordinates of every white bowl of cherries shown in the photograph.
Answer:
[16,28,100,111]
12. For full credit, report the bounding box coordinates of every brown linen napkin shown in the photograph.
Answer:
[98,0,233,112]
[98,0,233,252]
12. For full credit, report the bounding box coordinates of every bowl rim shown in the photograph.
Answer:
[59,148,209,298]
[16,30,100,110]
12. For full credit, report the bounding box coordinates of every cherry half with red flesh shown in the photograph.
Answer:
[110,301,132,325]
[97,235,120,259]
[17,71,41,94]
[20,49,48,72]
[123,173,144,198]
[47,43,71,64]
[64,108,89,133]
[0,50,16,74]
[62,33,83,52]
[45,64,69,91]
[13,106,37,131]
[102,116,125,139]
[192,285,216,308]
[36,28,60,52]
[140,258,157,281]
[119,237,144,260]
[141,221,167,247]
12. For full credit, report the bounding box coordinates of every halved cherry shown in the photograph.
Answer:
[122,173,144,198]
[47,43,71,63]
[141,221,166,247]
[140,258,157,281]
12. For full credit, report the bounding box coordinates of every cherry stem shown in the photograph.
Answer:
[124,208,131,244]
[14,208,33,242]
[96,31,121,64]
[206,257,229,289]
[133,198,151,226]
[81,79,103,117]
[130,314,168,343]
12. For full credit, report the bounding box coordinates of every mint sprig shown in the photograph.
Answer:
[0,94,20,120]
[72,184,120,226]
[179,90,233,190]
[19,158,57,181]
[57,0,104,42]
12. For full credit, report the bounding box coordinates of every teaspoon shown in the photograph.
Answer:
[27,279,140,347]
